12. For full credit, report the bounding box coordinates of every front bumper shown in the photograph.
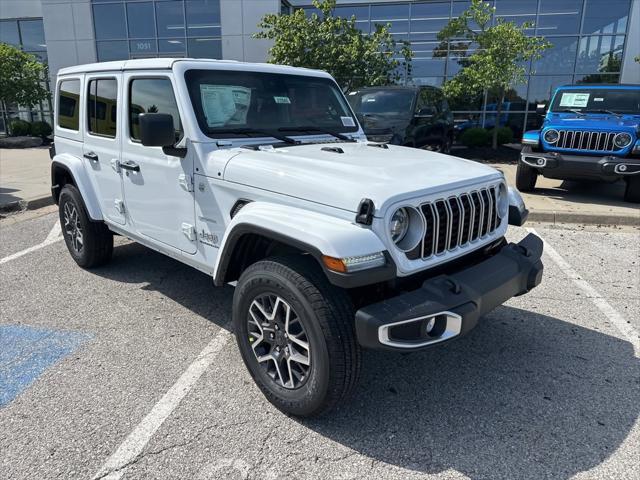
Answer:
[354,233,543,351]
[520,148,640,181]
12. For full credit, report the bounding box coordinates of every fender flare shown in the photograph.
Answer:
[213,202,395,288]
[51,155,103,221]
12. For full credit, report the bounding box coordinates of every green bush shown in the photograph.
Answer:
[31,121,52,138]
[489,126,514,145]
[9,119,31,136]
[460,127,490,147]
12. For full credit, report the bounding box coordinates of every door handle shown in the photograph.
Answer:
[84,152,99,162]
[120,160,140,172]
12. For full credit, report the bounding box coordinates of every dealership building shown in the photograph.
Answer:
[1,0,639,135]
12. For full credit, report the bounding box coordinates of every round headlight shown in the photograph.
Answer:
[543,129,559,144]
[496,183,509,218]
[389,208,409,243]
[614,132,632,149]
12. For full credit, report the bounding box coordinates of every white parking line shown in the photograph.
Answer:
[92,328,232,480]
[0,221,62,265]
[527,227,639,357]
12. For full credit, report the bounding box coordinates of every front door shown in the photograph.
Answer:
[83,74,125,225]
[120,73,196,254]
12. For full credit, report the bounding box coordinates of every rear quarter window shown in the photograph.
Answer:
[58,80,81,131]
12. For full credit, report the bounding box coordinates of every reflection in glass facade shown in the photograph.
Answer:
[0,18,51,133]
[300,0,633,135]
[91,0,222,62]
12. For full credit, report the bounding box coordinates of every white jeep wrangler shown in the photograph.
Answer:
[51,59,543,417]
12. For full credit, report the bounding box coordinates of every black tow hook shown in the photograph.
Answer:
[444,278,462,294]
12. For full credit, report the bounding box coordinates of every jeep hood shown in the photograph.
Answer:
[545,113,640,132]
[222,142,500,214]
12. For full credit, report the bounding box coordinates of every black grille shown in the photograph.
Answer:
[554,130,619,152]
[407,185,502,260]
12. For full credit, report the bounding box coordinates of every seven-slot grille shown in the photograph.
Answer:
[406,185,501,260]
[553,130,620,152]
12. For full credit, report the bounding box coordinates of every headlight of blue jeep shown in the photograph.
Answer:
[543,129,559,144]
[496,183,509,218]
[614,132,632,149]
[389,207,425,251]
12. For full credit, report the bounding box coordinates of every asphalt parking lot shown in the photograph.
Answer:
[1,208,639,480]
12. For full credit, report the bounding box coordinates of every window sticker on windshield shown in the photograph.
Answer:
[559,92,590,108]
[341,116,355,127]
[273,96,291,104]
[200,85,251,127]
[594,97,604,102]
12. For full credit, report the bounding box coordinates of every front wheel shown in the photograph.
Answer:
[624,176,640,203]
[233,256,361,417]
[516,161,538,192]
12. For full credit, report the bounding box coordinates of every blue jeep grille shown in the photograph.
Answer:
[555,130,619,152]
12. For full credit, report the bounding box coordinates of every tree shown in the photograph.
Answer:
[254,0,412,92]
[0,43,49,135]
[437,0,551,149]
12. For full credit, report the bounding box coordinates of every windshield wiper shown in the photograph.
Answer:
[278,126,356,142]
[213,128,298,145]
[555,109,585,116]
[584,109,621,117]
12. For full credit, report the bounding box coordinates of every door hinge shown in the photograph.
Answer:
[114,199,125,214]
[181,223,196,241]
[178,173,193,192]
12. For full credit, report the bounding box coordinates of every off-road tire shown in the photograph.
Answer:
[624,176,640,203]
[516,161,538,192]
[233,255,361,417]
[59,185,113,268]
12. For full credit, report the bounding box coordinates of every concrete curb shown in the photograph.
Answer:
[0,195,54,216]
[528,209,640,227]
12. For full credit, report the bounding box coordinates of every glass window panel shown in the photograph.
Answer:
[58,80,80,131]
[583,0,631,35]
[537,0,582,34]
[156,1,185,38]
[186,0,221,37]
[0,20,20,46]
[483,111,525,136]
[452,1,489,33]
[532,37,578,74]
[129,39,158,55]
[574,73,620,84]
[129,78,182,141]
[93,3,126,40]
[576,35,625,73]
[187,38,222,58]
[445,41,474,76]
[454,112,483,135]
[446,89,484,111]
[410,18,449,40]
[19,20,46,51]
[408,76,444,87]
[96,41,129,62]
[127,2,156,39]
[371,3,409,20]
[411,2,450,19]
[494,0,537,15]
[88,79,118,138]
[334,5,369,19]
[526,75,573,109]
[412,58,446,77]
[159,38,186,54]
[386,20,409,33]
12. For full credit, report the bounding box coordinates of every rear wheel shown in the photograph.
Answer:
[624,176,640,203]
[516,161,538,192]
[233,255,361,417]
[59,185,113,268]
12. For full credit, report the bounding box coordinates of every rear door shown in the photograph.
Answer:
[83,74,125,225]
[120,73,196,254]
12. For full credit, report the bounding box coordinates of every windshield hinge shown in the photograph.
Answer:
[181,223,196,241]
[178,173,193,192]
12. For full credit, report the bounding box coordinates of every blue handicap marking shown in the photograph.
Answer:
[0,325,91,407]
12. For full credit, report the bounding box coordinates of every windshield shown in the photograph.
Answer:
[348,89,415,116]
[550,88,640,115]
[185,69,358,138]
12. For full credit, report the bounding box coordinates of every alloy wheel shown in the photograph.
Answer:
[63,201,83,253]
[247,294,311,389]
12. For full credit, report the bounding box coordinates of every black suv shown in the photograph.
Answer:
[348,86,454,152]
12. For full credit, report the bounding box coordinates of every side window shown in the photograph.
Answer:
[129,78,182,142]
[58,80,80,131]
[415,88,441,115]
[87,78,118,138]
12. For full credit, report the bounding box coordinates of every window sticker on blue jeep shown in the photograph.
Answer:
[559,93,590,108]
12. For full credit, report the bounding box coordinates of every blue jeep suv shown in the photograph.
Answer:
[518,84,640,203]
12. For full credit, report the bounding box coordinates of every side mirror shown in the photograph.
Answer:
[536,104,547,116]
[415,107,436,118]
[139,113,176,147]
